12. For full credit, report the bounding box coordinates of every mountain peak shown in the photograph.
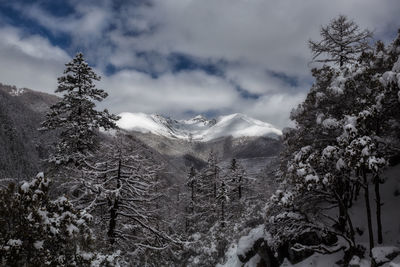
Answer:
[193,115,206,120]
[117,112,281,141]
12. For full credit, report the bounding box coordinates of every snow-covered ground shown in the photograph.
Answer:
[218,164,400,267]
[285,164,400,266]
[117,112,282,141]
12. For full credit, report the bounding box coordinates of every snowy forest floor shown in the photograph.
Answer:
[219,164,400,267]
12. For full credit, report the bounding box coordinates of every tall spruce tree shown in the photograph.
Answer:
[40,53,119,164]
[185,166,197,233]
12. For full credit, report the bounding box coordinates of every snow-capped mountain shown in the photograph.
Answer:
[117,112,282,141]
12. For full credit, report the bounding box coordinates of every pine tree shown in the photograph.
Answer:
[228,158,248,201]
[267,19,377,261]
[185,166,197,232]
[269,28,400,263]
[187,151,221,233]
[216,175,229,228]
[40,53,119,164]
[309,15,372,66]
[0,173,119,266]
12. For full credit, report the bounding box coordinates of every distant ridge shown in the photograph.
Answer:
[117,112,282,141]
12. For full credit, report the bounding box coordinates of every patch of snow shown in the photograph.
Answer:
[237,224,265,257]
[349,255,360,265]
[305,174,319,182]
[67,224,79,236]
[389,255,400,267]
[329,75,346,95]
[393,57,400,72]
[297,168,307,177]
[34,240,44,250]
[322,118,339,129]
[336,158,346,170]
[372,246,400,265]
[20,182,30,193]
[316,113,324,125]
[217,244,241,267]
[7,239,22,246]
[55,196,68,203]
[9,87,25,96]
[322,146,337,158]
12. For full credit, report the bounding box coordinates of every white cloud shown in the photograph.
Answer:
[1,0,400,128]
[241,93,306,129]
[112,0,400,75]
[0,26,69,92]
[99,69,241,115]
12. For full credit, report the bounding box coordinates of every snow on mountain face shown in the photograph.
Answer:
[9,87,25,96]
[117,112,282,141]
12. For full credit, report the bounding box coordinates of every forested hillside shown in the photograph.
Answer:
[0,84,54,179]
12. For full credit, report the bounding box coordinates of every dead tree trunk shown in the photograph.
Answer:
[374,175,383,244]
[362,167,374,255]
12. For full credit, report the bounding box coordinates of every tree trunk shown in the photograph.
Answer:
[191,183,194,202]
[221,201,225,228]
[362,168,374,255]
[107,197,119,245]
[374,120,383,244]
[345,208,355,245]
[374,175,383,244]
[108,158,122,245]
[338,201,347,233]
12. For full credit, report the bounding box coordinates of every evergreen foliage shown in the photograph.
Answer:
[40,53,119,164]
[0,173,119,266]
[267,21,400,264]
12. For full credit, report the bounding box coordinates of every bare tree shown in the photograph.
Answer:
[309,15,372,66]
[65,133,181,262]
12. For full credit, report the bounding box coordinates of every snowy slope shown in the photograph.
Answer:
[218,164,400,267]
[117,112,282,141]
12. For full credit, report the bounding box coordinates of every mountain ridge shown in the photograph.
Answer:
[117,112,282,142]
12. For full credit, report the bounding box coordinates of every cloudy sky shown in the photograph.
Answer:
[0,0,399,128]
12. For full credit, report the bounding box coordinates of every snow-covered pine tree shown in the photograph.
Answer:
[345,29,400,248]
[0,173,119,266]
[228,158,247,201]
[197,150,220,229]
[40,53,119,164]
[374,30,400,163]
[309,15,372,66]
[269,28,400,264]
[279,64,357,238]
[266,19,377,261]
[185,166,197,233]
[183,150,222,236]
[224,158,251,220]
[216,172,229,228]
